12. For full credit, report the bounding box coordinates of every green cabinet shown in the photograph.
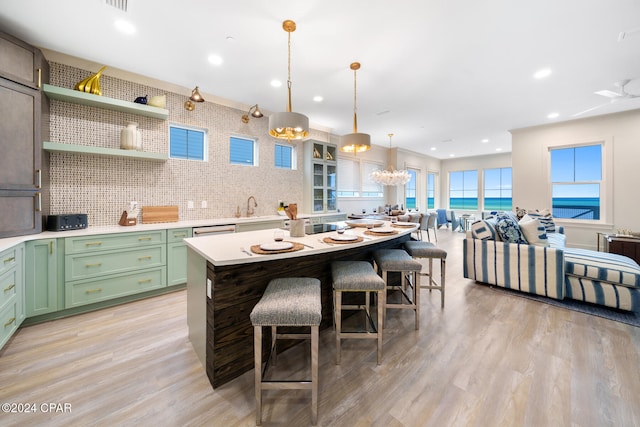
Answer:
[1,244,24,350]
[64,231,167,308]
[167,228,192,286]
[25,239,59,317]
[235,219,284,233]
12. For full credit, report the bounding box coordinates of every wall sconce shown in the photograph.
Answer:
[241,104,264,123]
[184,85,205,111]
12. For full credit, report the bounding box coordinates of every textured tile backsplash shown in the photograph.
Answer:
[48,62,327,226]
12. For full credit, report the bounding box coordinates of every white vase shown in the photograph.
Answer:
[120,121,142,151]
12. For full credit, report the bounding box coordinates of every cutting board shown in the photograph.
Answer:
[142,205,179,223]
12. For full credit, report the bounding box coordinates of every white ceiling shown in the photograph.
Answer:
[2,0,640,159]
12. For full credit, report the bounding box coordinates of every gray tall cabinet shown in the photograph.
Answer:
[0,30,49,238]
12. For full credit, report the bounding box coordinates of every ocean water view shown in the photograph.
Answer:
[444,197,599,219]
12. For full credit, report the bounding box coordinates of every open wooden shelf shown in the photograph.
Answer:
[42,84,169,119]
[43,141,168,161]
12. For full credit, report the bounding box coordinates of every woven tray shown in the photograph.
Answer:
[323,236,364,244]
[250,241,304,255]
[391,223,416,228]
[364,229,399,236]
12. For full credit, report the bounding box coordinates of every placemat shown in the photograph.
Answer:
[250,241,305,254]
[391,223,416,228]
[323,236,365,244]
[364,229,399,236]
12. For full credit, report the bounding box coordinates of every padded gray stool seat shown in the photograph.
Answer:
[250,277,322,426]
[332,261,386,365]
[404,241,447,308]
[372,249,422,330]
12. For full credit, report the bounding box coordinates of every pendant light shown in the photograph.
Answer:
[268,20,309,141]
[370,133,411,185]
[340,62,371,153]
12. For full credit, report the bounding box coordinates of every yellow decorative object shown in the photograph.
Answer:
[74,66,107,95]
[148,94,166,108]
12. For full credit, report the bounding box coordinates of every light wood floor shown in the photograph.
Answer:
[1,230,639,427]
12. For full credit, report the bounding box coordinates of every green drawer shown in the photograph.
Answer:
[65,230,167,254]
[0,247,18,277]
[65,267,166,308]
[168,228,192,243]
[0,301,18,349]
[65,245,166,281]
[0,268,18,311]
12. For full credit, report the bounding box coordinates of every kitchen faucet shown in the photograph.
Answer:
[247,195,257,217]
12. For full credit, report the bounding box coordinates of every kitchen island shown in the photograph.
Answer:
[184,222,416,388]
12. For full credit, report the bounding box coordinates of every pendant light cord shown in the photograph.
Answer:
[287,30,292,112]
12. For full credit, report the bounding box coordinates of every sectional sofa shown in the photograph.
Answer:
[463,213,640,312]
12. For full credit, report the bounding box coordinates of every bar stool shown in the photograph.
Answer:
[250,277,322,426]
[404,241,447,308]
[372,249,422,330]
[331,261,386,365]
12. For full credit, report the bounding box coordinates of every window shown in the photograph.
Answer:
[337,158,383,198]
[275,144,295,169]
[427,173,436,209]
[361,162,383,197]
[230,136,257,166]
[550,144,601,220]
[405,169,418,209]
[449,170,478,210]
[484,167,512,210]
[169,125,206,161]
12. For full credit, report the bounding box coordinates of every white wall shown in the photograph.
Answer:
[440,152,512,216]
[511,108,640,250]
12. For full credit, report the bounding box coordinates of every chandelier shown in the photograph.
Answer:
[370,133,411,186]
[268,20,309,141]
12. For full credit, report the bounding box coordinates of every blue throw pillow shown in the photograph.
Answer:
[495,214,528,244]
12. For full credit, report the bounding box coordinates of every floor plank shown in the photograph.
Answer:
[1,229,639,426]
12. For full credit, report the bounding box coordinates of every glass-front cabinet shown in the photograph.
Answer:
[305,141,337,213]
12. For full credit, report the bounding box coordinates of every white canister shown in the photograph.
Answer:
[289,219,306,237]
[120,121,142,151]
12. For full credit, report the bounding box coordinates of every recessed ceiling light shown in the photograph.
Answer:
[496,148,503,152]
[449,154,455,157]
[313,95,323,102]
[114,20,135,34]
[547,112,559,119]
[430,147,437,151]
[270,79,282,87]
[481,138,489,143]
[534,68,552,79]
[208,55,223,66]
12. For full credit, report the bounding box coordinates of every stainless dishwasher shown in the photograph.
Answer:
[192,224,236,237]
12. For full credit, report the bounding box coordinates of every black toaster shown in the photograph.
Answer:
[46,214,88,231]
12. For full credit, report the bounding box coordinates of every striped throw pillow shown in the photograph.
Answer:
[522,212,556,233]
[470,219,498,240]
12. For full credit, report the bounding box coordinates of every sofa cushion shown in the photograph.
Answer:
[523,212,556,233]
[518,216,549,247]
[564,248,640,289]
[495,214,528,244]
[470,219,498,241]
[546,233,566,248]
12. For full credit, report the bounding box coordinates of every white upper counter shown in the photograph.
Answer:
[184,222,417,267]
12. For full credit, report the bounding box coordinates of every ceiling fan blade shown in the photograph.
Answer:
[572,102,611,117]
[594,89,621,98]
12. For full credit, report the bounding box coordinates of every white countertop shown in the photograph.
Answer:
[184,221,417,266]
[0,213,342,253]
